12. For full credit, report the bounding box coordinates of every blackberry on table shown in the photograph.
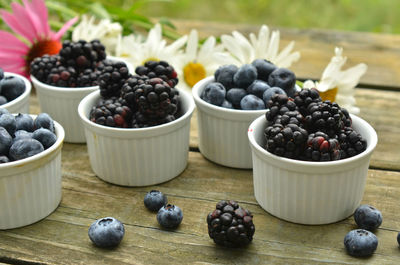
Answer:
[338,127,367,159]
[30,55,60,83]
[46,65,77,87]
[59,39,106,69]
[304,131,340,161]
[207,200,255,247]
[90,97,133,128]
[99,60,131,98]
[293,88,321,117]
[265,94,302,126]
[135,60,178,88]
[120,75,149,108]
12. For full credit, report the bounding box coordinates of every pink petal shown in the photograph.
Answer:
[0,31,30,54]
[53,16,78,40]
[0,10,34,42]
[22,0,46,37]
[10,2,39,40]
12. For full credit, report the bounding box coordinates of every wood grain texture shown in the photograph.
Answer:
[1,151,399,264]
[173,19,400,90]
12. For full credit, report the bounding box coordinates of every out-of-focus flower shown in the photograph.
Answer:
[72,15,122,55]
[303,47,367,114]
[0,0,77,78]
[220,25,300,68]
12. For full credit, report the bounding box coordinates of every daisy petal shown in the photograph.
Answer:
[275,51,301,68]
[198,36,215,59]
[221,35,245,64]
[274,41,295,65]
[185,30,198,59]
[266,30,280,62]
[303,80,317,89]
[337,63,368,89]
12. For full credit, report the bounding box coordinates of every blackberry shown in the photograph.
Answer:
[135,61,178,88]
[131,111,175,128]
[120,75,149,108]
[265,94,303,126]
[77,67,103,87]
[99,60,131,98]
[90,97,133,128]
[304,132,340,161]
[30,55,60,83]
[46,65,78,87]
[337,127,367,159]
[293,88,321,117]
[59,40,106,69]
[207,200,255,247]
[265,123,308,159]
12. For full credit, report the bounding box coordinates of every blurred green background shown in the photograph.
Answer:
[1,0,399,35]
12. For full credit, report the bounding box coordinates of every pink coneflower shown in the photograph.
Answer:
[0,0,77,78]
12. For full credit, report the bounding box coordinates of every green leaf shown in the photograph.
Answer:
[158,17,176,30]
[89,2,111,19]
[46,2,79,18]
[296,80,304,88]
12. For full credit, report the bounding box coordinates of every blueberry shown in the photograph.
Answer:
[344,229,378,257]
[9,138,44,161]
[33,128,57,149]
[262,87,286,106]
[268,68,296,93]
[34,113,55,133]
[0,96,7,105]
[13,130,33,143]
[144,190,168,212]
[226,88,247,107]
[233,64,257,89]
[354,204,382,231]
[0,114,16,136]
[157,204,183,228]
[240,95,265,110]
[214,65,238,90]
[201,82,226,106]
[0,76,25,101]
[221,99,233,109]
[15,113,34,132]
[397,232,400,246]
[88,217,125,248]
[0,127,12,155]
[0,108,9,116]
[251,59,277,82]
[247,80,271,98]
[0,155,9,163]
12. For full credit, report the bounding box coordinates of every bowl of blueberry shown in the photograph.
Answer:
[78,60,195,186]
[247,89,378,224]
[0,109,65,229]
[192,59,298,168]
[0,68,31,114]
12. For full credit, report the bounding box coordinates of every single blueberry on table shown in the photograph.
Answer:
[34,113,55,133]
[9,138,44,161]
[201,82,226,106]
[0,76,25,101]
[0,96,7,105]
[240,94,265,110]
[88,217,125,248]
[233,64,257,89]
[15,113,34,132]
[0,127,12,155]
[157,204,183,229]
[226,88,247,108]
[354,204,382,231]
[33,128,57,149]
[144,190,168,212]
[0,114,16,136]
[214,64,238,90]
[268,68,296,93]
[221,99,234,109]
[251,59,277,82]
[344,229,378,257]
[0,155,9,163]
[262,87,286,106]
[247,80,271,98]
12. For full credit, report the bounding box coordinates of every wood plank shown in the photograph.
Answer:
[1,151,399,264]
[173,19,400,90]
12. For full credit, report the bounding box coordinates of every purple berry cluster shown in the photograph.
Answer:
[0,68,26,105]
[201,59,297,110]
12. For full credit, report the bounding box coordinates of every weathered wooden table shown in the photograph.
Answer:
[1,21,400,264]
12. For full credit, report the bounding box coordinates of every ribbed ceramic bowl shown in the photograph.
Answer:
[248,114,378,225]
[0,116,64,229]
[192,76,267,169]
[78,89,195,186]
[1,72,31,114]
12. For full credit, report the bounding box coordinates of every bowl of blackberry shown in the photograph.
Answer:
[78,60,195,187]
[0,109,65,229]
[30,39,131,143]
[0,68,31,114]
[247,89,378,224]
[192,59,299,168]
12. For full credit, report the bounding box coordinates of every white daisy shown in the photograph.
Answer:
[174,29,236,91]
[116,23,188,70]
[303,47,367,114]
[72,15,123,55]
[220,25,301,68]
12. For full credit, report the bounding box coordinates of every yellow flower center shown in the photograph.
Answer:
[319,87,338,102]
[183,62,206,87]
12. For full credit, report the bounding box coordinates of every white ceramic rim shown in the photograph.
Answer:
[78,88,196,136]
[248,114,378,169]
[1,72,32,109]
[0,115,65,173]
[30,75,98,94]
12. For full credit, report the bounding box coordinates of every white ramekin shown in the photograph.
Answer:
[0,116,65,230]
[1,72,31,114]
[78,89,195,186]
[192,76,267,169]
[248,114,378,225]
